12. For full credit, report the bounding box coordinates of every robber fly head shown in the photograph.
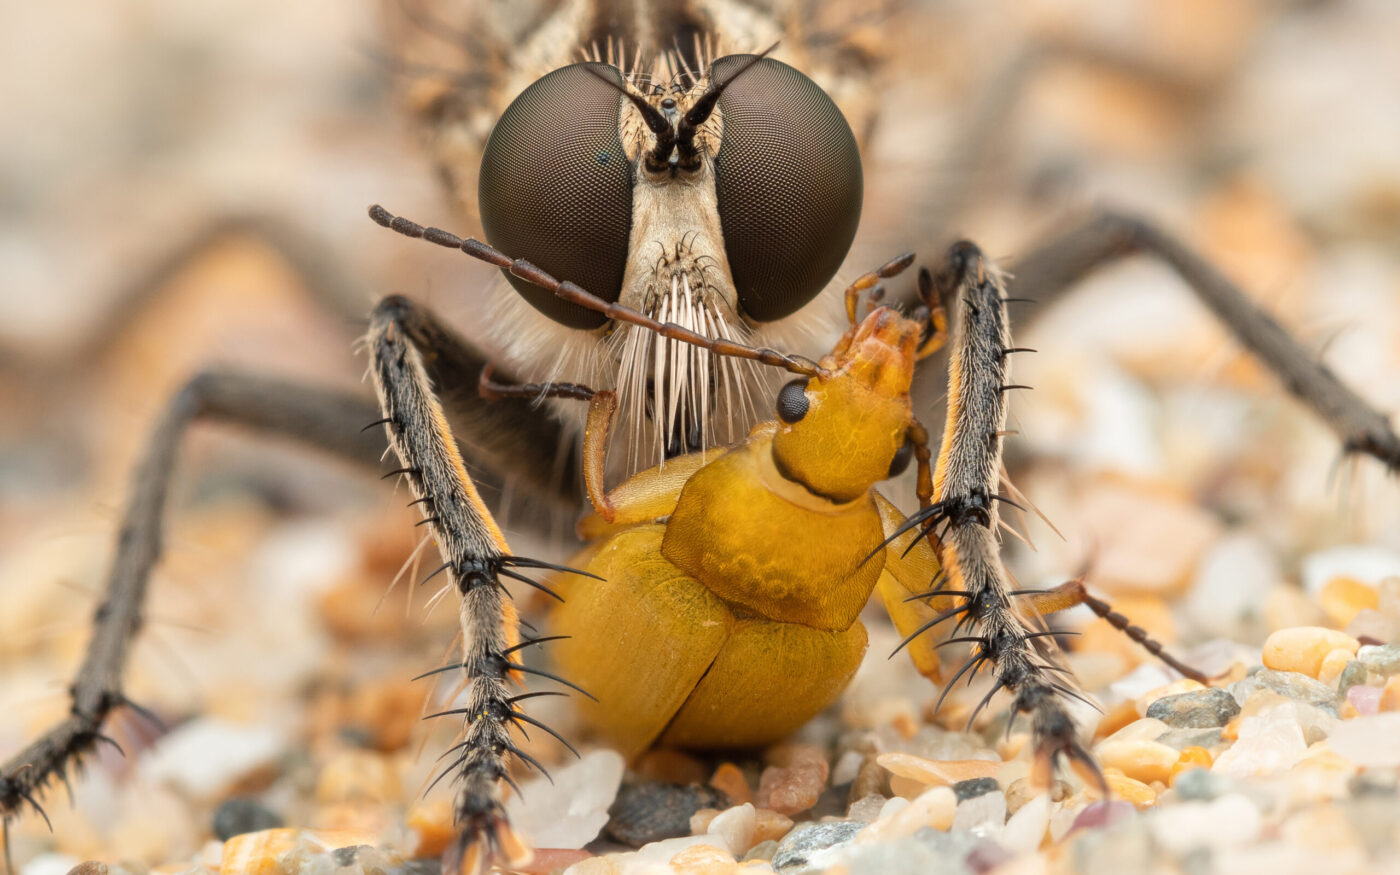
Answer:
[477,47,863,460]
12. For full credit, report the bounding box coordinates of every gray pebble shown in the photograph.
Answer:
[744,839,780,862]
[212,797,283,841]
[1338,659,1370,694]
[952,777,1000,801]
[1233,669,1339,713]
[1156,728,1223,750]
[773,821,865,870]
[1358,644,1400,677]
[604,781,728,847]
[1146,688,1240,728]
[1171,768,1229,801]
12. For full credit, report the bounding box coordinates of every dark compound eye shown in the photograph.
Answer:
[776,379,810,423]
[711,56,863,323]
[887,440,913,479]
[478,63,633,329]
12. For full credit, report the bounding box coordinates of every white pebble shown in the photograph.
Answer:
[19,855,80,875]
[952,790,1005,837]
[1326,712,1400,767]
[1148,794,1261,853]
[1212,708,1307,778]
[507,749,625,849]
[1301,546,1400,596]
[707,803,757,856]
[999,793,1050,855]
[142,718,285,799]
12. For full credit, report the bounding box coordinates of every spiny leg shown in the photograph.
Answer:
[1007,209,1400,470]
[368,295,590,875]
[0,372,384,853]
[910,241,1105,790]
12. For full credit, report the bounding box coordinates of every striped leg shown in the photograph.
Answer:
[367,295,586,874]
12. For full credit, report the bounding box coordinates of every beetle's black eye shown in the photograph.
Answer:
[711,56,863,323]
[776,379,810,423]
[478,64,633,329]
[887,440,913,479]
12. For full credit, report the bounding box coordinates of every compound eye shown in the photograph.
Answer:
[478,63,633,329]
[776,378,810,423]
[711,56,863,323]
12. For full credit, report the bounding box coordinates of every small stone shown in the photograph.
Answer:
[668,842,735,872]
[635,749,708,786]
[1381,677,1400,712]
[142,718,285,800]
[756,744,828,816]
[856,786,957,841]
[1232,668,1340,712]
[1338,659,1370,694]
[999,792,1050,855]
[706,803,757,856]
[876,753,1001,790]
[19,856,81,875]
[847,795,887,822]
[753,809,794,844]
[951,777,999,801]
[1327,712,1400,767]
[771,821,864,870]
[1094,739,1180,785]
[1147,794,1262,853]
[406,800,454,858]
[1069,800,1135,833]
[212,797,283,841]
[1261,627,1359,678]
[1211,704,1308,777]
[1155,728,1223,751]
[743,840,779,862]
[689,808,720,835]
[1317,647,1355,687]
[606,779,727,848]
[516,750,627,850]
[1101,717,1169,744]
[951,790,1005,835]
[1101,772,1157,809]
[709,763,752,806]
[1172,767,1229,801]
[64,864,106,875]
[1347,684,1383,716]
[1319,577,1380,627]
[1358,644,1400,676]
[1145,688,1240,729]
[316,749,399,805]
[1134,678,1205,716]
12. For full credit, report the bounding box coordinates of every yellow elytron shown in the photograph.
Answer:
[549,263,957,756]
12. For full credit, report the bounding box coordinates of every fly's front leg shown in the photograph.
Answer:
[368,296,587,875]
[0,373,384,857]
[1008,209,1400,470]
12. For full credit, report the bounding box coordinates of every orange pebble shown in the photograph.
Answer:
[1381,677,1400,713]
[1319,577,1380,628]
[407,800,455,858]
[1170,747,1213,784]
[710,762,752,806]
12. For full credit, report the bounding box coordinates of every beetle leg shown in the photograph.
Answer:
[0,372,385,849]
[1017,577,1211,683]
[368,296,592,875]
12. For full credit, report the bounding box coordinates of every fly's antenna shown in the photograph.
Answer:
[903,241,1105,791]
[368,205,826,379]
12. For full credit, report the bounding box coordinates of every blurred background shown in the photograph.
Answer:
[2,0,1399,867]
